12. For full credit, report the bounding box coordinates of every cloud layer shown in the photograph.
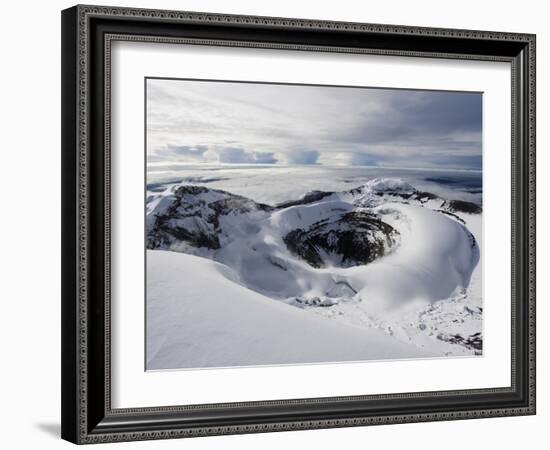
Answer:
[147,79,482,170]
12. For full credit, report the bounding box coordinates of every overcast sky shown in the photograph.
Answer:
[146,78,482,170]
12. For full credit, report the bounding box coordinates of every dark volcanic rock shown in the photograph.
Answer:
[147,185,273,250]
[443,200,482,214]
[411,191,439,202]
[375,190,438,203]
[283,211,399,268]
[276,190,334,208]
[437,332,482,351]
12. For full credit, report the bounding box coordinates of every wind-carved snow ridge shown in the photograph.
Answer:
[147,176,483,366]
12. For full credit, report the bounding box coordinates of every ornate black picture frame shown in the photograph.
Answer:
[61,4,536,444]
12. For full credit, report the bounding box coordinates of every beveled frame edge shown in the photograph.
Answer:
[61,4,536,444]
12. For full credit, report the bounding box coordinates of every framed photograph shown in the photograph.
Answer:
[61,5,536,444]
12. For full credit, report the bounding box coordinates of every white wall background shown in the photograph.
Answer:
[0,0,545,448]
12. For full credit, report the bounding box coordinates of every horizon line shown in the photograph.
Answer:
[146,162,482,173]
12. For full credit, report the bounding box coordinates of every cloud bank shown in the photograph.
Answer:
[147,79,482,170]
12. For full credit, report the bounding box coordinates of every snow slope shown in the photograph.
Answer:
[146,250,433,370]
[146,174,483,367]
[346,202,479,311]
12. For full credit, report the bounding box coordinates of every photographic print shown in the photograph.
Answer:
[145,78,483,371]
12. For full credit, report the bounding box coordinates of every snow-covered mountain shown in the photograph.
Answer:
[146,177,483,368]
